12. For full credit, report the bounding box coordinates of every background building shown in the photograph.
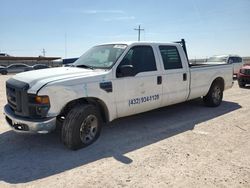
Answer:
[0,53,61,67]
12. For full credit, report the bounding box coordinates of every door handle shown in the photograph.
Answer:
[183,73,187,81]
[157,76,162,85]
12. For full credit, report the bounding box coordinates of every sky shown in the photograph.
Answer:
[0,0,250,59]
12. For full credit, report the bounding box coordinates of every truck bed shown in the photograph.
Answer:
[189,63,227,68]
[188,63,233,100]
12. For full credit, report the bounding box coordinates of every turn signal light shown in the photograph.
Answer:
[35,96,50,104]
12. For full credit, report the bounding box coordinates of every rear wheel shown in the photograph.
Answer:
[61,104,102,150]
[203,82,223,107]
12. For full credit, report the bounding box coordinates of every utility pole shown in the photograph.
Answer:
[42,48,46,56]
[134,25,144,41]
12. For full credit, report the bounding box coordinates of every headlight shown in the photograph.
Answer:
[35,96,50,116]
[28,95,50,117]
[240,69,246,74]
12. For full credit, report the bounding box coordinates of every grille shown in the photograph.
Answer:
[6,78,29,116]
[245,69,250,75]
[6,84,19,111]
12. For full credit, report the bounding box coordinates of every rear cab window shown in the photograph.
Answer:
[159,45,183,70]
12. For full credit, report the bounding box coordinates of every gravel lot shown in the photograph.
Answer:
[0,75,249,188]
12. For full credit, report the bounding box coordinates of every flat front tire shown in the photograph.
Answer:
[203,82,223,107]
[61,104,102,150]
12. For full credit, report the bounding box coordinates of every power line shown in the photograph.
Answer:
[134,25,144,41]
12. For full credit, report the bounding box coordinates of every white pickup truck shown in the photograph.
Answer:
[4,39,233,150]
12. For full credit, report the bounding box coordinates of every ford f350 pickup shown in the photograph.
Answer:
[4,39,234,150]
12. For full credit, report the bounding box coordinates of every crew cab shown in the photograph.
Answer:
[4,39,234,150]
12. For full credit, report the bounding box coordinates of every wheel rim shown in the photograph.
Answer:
[80,115,98,144]
[212,86,221,104]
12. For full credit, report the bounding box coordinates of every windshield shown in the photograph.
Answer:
[73,44,127,69]
[207,56,227,63]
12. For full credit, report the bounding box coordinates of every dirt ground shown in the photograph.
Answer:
[0,75,249,188]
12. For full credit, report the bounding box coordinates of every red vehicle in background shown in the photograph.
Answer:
[238,65,250,88]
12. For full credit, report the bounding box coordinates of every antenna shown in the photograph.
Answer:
[134,25,144,41]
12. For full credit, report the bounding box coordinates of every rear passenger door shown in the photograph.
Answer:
[159,45,189,106]
[114,45,162,118]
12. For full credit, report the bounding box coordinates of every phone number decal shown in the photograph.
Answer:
[129,94,160,106]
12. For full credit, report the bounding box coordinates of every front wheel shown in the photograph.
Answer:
[61,104,102,150]
[203,82,223,107]
[1,71,7,75]
[238,81,245,88]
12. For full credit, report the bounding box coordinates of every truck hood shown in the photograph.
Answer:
[13,67,107,93]
[242,65,250,69]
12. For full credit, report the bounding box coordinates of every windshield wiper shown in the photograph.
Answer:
[75,64,95,70]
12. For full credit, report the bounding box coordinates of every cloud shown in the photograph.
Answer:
[82,10,125,14]
[103,16,136,22]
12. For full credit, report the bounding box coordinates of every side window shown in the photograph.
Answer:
[235,57,242,63]
[118,46,157,75]
[159,46,182,70]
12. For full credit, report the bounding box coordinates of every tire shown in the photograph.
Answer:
[238,81,245,88]
[61,104,102,150]
[1,71,7,75]
[203,81,223,107]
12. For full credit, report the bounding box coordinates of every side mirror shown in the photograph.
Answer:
[117,65,135,78]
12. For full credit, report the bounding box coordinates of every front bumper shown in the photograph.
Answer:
[238,74,250,84]
[4,105,56,134]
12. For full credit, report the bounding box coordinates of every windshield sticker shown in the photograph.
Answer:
[113,45,127,49]
[129,94,159,106]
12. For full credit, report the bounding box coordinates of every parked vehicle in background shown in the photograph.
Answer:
[0,53,10,57]
[238,65,250,87]
[62,57,78,66]
[0,65,6,75]
[207,55,244,75]
[0,63,32,75]
[32,64,49,70]
[3,39,234,150]
[63,64,74,67]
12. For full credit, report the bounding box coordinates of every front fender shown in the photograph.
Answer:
[37,81,116,121]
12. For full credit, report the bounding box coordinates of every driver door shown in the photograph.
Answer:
[113,45,162,118]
